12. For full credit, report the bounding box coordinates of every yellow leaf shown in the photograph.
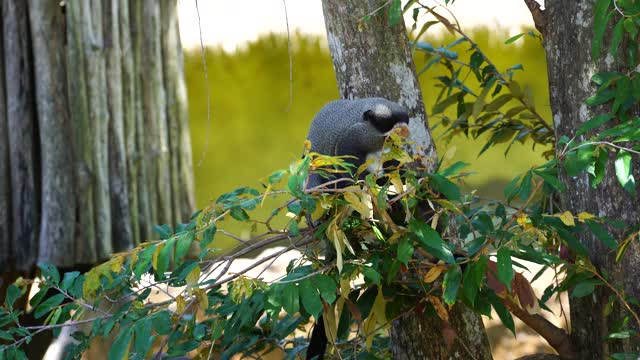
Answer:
[186,264,201,288]
[176,295,187,313]
[389,172,405,196]
[261,184,272,207]
[82,270,100,299]
[129,251,139,272]
[340,279,351,299]
[343,190,372,219]
[322,305,337,346]
[373,288,387,325]
[442,146,457,163]
[577,212,596,222]
[428,295,449,322]
[194,288,208,310]
[362,312,377,350]
[516,213,528,226]
[423,266,446,283]
[556,211,575,226]
[109,256,124,273]
[152,243,164,271]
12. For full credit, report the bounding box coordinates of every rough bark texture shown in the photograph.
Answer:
[0,5,9,271]
[28,1,76,266]
[321,1,492,358]
[543,1,640,357]
[0,1,194,270]
[161,0,196,222]
[3,1,38,271]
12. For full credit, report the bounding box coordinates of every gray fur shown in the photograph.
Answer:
[305,98,409,189]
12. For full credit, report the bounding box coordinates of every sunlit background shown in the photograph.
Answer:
[175,0,550,242]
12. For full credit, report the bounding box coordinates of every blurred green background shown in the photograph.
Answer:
[183,27,551,247]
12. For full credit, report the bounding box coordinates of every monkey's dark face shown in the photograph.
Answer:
[363,103,410,134]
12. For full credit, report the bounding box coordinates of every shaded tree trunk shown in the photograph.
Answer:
[0,0,194,275]
[542,1,640,358]
[320,1,493,358]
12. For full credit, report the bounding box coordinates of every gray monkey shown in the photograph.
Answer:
[304,98,410,360]
[305,97,410,190]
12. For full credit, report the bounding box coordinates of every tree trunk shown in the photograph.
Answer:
[3,1,39,272]
[543,1,640,358]
[0,1,194,271]
[320,1,493,358]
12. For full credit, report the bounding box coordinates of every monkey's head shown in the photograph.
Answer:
[306,98,410,189]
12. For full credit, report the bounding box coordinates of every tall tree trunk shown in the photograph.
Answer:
[320,1,493,358]
[0,1,195,273]
[0,2,10,276]
[3,1,39,272]
[542,1,640,357]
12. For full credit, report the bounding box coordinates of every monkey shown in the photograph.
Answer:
[305,97,410,191]
[304,98,410,360]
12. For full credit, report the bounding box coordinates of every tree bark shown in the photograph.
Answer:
[161,0,196,223]
[320,1,493,358]
[0,4,9,271]
[0,0,194,270]
[3,1,39,271]
[28,1,76,267]
[543,1,640,357]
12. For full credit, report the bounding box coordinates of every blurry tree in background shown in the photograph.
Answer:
[0,0,194,356]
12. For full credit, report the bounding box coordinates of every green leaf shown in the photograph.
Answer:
[269,170,287,184]
[409,220,456,264]
[585,220,616,249]
[5,285,22,309]
[397,236,414,265]
[361,266,382,284]
[35,293,65,319]
[571,279,599,298]
[438,161,469,177]
[388,0,402,26]
[429,174,461,201]
[485,94,512,111]
[288,174,305,198]
[504,33,524,44]
[488,291,515,335]
[156,237,176,276]
[577,114,613,136]
[591,71,623,85]
[607,330,637,339]
[586,88,616,107]
[443,265,462,305]
[613,76,631,114]
[282,284,300,315]
[108,325,133,360]
[533,169,566,192]
[153,224,172,239]
[299,279,323,318]
[610,18,625,57]
[615,150,636,193]
[592,0,612,60]
[230,206,250,221]
[38,263,60,285]
[497,247,514,291]
[463,256,487,304]
[174,232,194,263]
[150,311,172,335]
[314,275,337,304]
[134,319,153,356]
[201,224,217,249]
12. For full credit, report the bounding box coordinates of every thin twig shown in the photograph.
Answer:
[194,0,211,167]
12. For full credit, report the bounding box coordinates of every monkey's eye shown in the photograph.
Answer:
[362,110,374,122]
